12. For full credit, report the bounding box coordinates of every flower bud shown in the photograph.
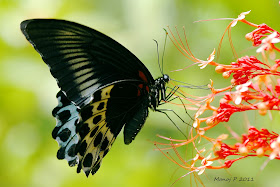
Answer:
[206,118,214,126]
[222,71,230,79]
[215,66,225,74]
[258,102,267,116]
[238,146,248,156]
[198,129,205,135]
[256,148,264,157]
[245,32,253,41]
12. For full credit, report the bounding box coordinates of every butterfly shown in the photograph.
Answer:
[20,19,171,176]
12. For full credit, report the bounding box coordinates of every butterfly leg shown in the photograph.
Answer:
[161,85,194,121]
[155,108,188,139]
[165,85,179,100]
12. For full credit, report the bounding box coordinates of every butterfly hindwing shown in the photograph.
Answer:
[75,85,116,176]
[52,81,149,176]
[52,91,80,166]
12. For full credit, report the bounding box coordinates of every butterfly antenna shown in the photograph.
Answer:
[153,39,164,75]
[170,78,210,90]
[161,30,168,74]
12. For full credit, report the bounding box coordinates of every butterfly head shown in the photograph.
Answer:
[162,74,170,83]
[148,74,170,110]
[155,74,170,86]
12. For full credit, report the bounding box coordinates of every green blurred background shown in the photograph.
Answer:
[1,0,280,186]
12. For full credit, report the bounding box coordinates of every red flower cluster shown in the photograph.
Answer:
[246,24,280,47]
[229,56,272,85]
[215,127,279,160]
[155,11,280,184]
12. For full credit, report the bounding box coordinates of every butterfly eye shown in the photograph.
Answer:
[163,74,170,82]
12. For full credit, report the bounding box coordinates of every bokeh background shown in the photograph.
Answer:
[0,0,280,186]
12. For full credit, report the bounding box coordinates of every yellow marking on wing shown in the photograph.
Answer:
[100,85,114,99]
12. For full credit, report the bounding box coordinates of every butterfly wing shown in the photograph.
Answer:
[21,19,153,175]
[52,82,149,176]
[20,19,154,107]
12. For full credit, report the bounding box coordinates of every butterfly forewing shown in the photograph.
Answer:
[20,19,154,107]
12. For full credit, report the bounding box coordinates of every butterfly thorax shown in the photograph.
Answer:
[149,74,170,110]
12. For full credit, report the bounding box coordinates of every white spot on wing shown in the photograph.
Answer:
[79,78,99,91]
[80,83,101,101]
[74,72,94,84]
[70,61,91,69]
[73,69,93,79]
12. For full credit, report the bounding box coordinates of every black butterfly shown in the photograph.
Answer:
[20,19,171,176]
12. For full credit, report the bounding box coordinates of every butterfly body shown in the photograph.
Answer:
[21,19,169,176]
